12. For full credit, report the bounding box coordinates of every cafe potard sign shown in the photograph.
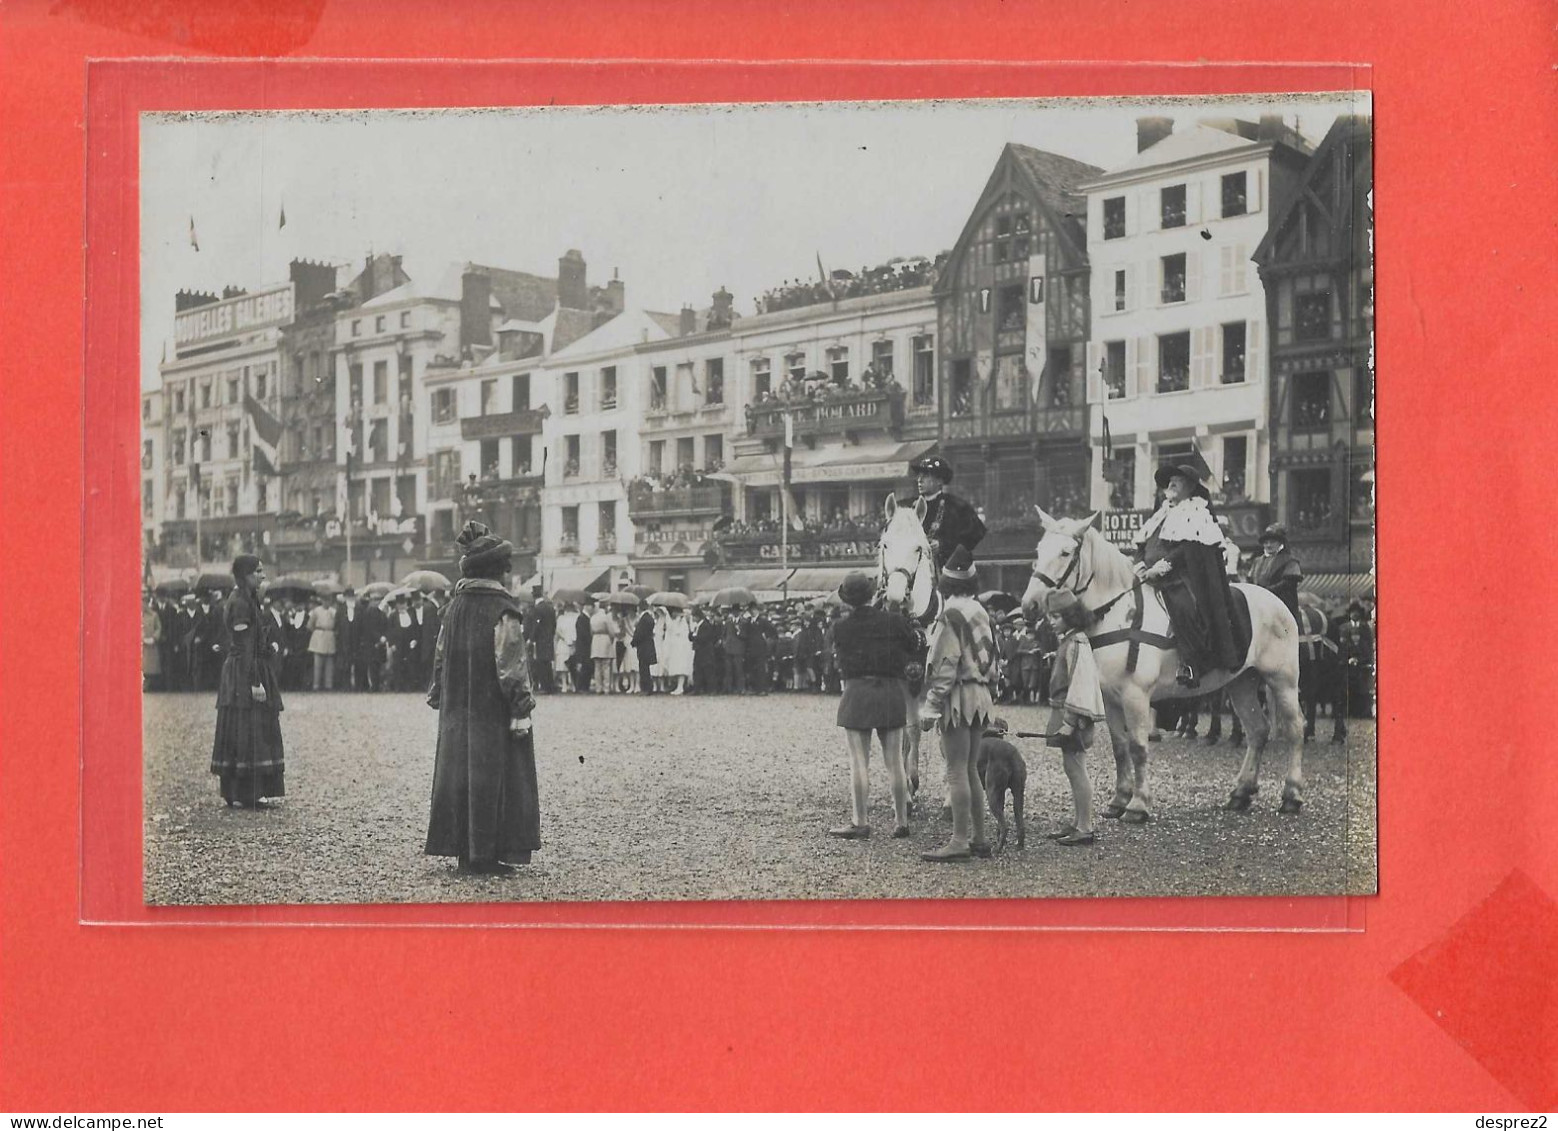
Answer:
[175,283,296,349]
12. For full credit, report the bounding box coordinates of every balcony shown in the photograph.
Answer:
[460,408,546,441]
[459,471,544,508]
[745,387,904,441]
[627,482,732,521]
[715,522,882,566]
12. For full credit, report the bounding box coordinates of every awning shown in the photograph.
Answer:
[545,565,612,593]
[694,568,795,601]
[720,439,937,488]
[1300,572,1376,599]
[784,567,858,597]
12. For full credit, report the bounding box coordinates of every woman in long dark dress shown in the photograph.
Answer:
[425,522,541,875]
[210,555,285,808]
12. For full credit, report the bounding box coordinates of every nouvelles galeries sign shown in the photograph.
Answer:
[174,283,296,349]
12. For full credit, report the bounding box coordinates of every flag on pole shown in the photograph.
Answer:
[188,215,199,252]
[279,200,287,229]
[816,252,835,301]
[244,393,282,476]
[783,411,794,452]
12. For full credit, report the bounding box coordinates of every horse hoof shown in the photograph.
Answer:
[1101,804,1127,820]
[1224,793,1253,812]
[1120,808,1150,825]
[1279,797,1303,815]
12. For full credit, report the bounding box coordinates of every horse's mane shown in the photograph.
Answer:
[1076,521,1139,596]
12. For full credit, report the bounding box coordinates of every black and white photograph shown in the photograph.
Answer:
[138,94,1376,905]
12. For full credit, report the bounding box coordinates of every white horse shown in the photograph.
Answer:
[877,495,942,801]
[1020,508,1306,820]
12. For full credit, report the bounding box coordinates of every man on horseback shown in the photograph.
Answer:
[907,454,986,574]
[1132,451,1243,689]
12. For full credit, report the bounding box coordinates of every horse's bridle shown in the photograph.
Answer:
[1031,532,1092,596]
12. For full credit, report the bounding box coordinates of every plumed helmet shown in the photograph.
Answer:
[909,454,953,484]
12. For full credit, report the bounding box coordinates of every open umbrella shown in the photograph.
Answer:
[267,574,319,599]
[551,587,593,606]
[153,578,190,597]
[978,590,1020,614]
[690,593,712,607]
[377,585,417,611]
[400,569,452,593]
[711,587,756,607]
[195,572,235,592]
[648,591,688,609]
[361,581,395,600]
[602,591,640,608]
[311,578,342,596]
[626,584,655,601]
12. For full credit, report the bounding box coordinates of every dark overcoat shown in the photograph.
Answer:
[425,582,541,863]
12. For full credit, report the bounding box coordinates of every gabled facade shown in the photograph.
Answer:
[1253,114,1374,581]
[1080,117,1312,549]
[933,143,1102,590]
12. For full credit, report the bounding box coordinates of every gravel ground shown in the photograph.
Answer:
[143,691,1377,905]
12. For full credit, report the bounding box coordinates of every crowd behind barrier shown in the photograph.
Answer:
[756,253,948,315]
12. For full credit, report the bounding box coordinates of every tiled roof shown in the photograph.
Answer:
[1007,144,1103,221]
[646,310,685,337]
[472,263,558,324]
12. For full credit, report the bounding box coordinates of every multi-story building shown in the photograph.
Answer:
[422,251,626,584]
[707,285,941,597]
[155,280,298,569]
[140,389,163,566]
[1080,116,1313,552]
[1252,114,1374,593]
[620,300,734,594]
[932,144,1102,592]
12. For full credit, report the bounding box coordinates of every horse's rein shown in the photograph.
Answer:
[1030,532,1136,623]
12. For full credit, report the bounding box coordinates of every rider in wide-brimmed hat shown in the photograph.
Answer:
[1133,449,1242,688]
[1248,522,1303,621]
[907,454,986,575]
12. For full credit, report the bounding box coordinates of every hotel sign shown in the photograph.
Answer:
[175,283,296,349]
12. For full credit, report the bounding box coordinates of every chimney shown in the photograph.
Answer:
[461,266,493,351]
[1257,113,1286,142]
[679,305,697,337]
[605,268,625,316]
[558,249,588,311]
[1136,116,1174,153]
[290,258,338,311]
[221,284,247,300]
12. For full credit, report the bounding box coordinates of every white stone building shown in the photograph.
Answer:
[1079,117,1312,529]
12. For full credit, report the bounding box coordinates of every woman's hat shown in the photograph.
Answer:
[941,545,977,581]
[456,520,513,577]
[909,454,953,484]
[1153,449,1214,491]
[1260,523,1288,546]
[837,572,877,607]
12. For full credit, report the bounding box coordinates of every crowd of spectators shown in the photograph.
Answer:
[628,464,726,496]
[716,510,885,540]
[746,364,904,418]
[756,253,949,315]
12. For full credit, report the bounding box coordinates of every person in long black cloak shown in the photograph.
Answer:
[425,522,541,875]
[209,555,285,808]
[1133,453,1243,688]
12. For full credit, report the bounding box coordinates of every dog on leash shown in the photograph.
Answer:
[976,718,1026,851]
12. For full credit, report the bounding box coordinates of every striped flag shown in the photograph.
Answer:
[244,392,282,476]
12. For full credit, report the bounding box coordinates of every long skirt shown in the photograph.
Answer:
[211,706,285,803]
